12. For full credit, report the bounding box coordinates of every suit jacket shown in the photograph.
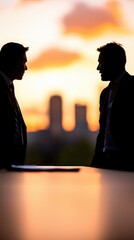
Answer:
[0,72,27,168]
[91,71,134,171]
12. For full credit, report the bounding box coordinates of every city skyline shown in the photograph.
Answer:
[28,94,98,134]
[27,94,97,165]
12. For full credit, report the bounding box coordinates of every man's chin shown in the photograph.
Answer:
[101,79,109,82]
[101,76,109,81]
[16,76,23,80]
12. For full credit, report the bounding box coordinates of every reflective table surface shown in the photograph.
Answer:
[0,166,134,240]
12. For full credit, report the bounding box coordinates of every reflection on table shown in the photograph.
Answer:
[0,166,134,240]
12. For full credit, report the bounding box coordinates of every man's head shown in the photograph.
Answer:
[0,42,29,81]
[97,42,126,81]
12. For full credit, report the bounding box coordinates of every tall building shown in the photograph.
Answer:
[49,95,62,136]
[74,104,89,134]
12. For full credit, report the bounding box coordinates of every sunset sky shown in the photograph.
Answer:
[0,0,134,132]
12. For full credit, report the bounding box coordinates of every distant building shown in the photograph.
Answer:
[74,104,89,136]
[49,95,62,136]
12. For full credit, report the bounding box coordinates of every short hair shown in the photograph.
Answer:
[0,42,29,67]
[97,42,126,66]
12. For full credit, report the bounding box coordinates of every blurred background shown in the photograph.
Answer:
[1,0,134,165]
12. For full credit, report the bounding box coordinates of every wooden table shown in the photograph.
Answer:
[0,166,134,240]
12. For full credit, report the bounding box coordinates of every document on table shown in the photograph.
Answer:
[7,165,80,172]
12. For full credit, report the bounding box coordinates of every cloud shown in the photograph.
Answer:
[28,47,82,70]
[19,0,43,4]
[62,1,131,38]
[15,0,44,7]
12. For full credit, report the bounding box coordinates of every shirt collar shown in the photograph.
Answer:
[0,70,12,88]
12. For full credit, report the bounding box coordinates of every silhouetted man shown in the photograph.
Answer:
[0,42,29,168]
[91,42,134,171]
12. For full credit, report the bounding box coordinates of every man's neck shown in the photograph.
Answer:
[110,69,125,82]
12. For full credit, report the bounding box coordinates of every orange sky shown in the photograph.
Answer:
[0,0,134,132]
